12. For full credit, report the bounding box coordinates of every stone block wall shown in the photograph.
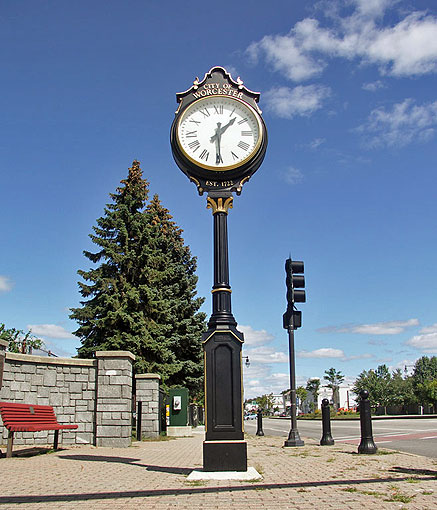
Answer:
[136,373,161,438]
[96,351,135,447]
[0,349,135,447]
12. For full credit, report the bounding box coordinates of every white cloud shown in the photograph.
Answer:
[297,348,373,361]
[27,324,75,339]
[263,85,331,119]
[390,358,416,374]
[351,0,395,19]
[341,353,374,361]
[366,12,437,77]
[318,318,419,335]
[247,30,325,82]
[244,368,290,398]
[246,346,288,364]
[0,275,13,293]
[406,331,437,353]
[308,137,326,149]
[362,80,385,91]
[358,98,437,147]
[240,325,290,397]
[419,323,437,334]
[239,325,274,346]
[283,166,303,185]
[298,347,345,358]
[248,4,437,81]
[352,319,419,335]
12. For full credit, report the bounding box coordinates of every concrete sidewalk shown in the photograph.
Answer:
[0,431,436,509]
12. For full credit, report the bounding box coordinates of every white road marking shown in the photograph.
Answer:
[335,432,413,441]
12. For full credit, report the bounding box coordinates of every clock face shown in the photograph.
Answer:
[176,96,262,172]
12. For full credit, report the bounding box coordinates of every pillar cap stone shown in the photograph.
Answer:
[135,373,161,380]
[96,350,135,361]
[0,339,8,348]
[5,352,96,366]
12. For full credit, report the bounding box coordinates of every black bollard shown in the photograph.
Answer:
[320,398,334,445]
[358,390,378,454]
[136,401,142,441]
[256,408,264,436]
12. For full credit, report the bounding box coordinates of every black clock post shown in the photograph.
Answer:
[170,67,267,471]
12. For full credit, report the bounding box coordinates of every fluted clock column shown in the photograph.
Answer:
[207,194,237,328]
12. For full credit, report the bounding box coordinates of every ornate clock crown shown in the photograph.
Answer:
[175,66,262,115]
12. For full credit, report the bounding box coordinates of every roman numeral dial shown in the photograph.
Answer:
[176,95,262,172]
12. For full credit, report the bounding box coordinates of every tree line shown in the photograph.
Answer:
[249,358,437,414]
[352,357,437,413]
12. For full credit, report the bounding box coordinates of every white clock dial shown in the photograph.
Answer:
[176,96,262,171]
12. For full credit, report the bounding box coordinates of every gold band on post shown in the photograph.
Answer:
[207,196,233,215]
[211,287,232,294]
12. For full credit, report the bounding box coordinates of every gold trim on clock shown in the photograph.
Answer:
[206,196,234,214]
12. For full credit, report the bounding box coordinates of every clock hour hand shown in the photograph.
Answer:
[210,117,236,143]
[219,117,236,135]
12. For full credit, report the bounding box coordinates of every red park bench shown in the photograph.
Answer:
[0,401,78,458]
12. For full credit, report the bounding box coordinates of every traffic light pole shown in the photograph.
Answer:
[284,318,304,447]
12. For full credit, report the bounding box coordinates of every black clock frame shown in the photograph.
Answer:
[170,66,268,195]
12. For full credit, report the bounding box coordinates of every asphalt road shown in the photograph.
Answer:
[244,416,437,458]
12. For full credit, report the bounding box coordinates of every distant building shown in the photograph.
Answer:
[271,394,285,413]
[318,385,358,410]
[244,400,258,412]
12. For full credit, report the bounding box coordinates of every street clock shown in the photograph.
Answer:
[170,66,267,195]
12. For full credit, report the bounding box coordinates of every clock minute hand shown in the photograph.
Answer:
[210,123,223,163]
[210,118,236,164]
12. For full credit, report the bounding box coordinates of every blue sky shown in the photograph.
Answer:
[1,0,437,399]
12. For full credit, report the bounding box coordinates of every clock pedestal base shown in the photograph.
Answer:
[203,440,247,472]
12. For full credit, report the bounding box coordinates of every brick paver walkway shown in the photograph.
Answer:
[0,431,436,509]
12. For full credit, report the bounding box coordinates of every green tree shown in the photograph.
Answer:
[255,393,275,413]
[324,367,344,410]
[70,161,206,398]
[412,356,437,411]
[353,366,418,413]
[306,378,321,409]
[419,380,437,411]
[390,369,416,407]
[0,324,44,353]
[296,386,308,411]
[352,365,392,413]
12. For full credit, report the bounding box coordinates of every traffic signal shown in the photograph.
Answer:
[283,258,306,330]
[283,309,301,329]
[285,258,306,305]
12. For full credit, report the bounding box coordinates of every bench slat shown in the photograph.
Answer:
[8,424,78,431]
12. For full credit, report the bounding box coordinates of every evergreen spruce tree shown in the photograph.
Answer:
[70,161,206,398]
